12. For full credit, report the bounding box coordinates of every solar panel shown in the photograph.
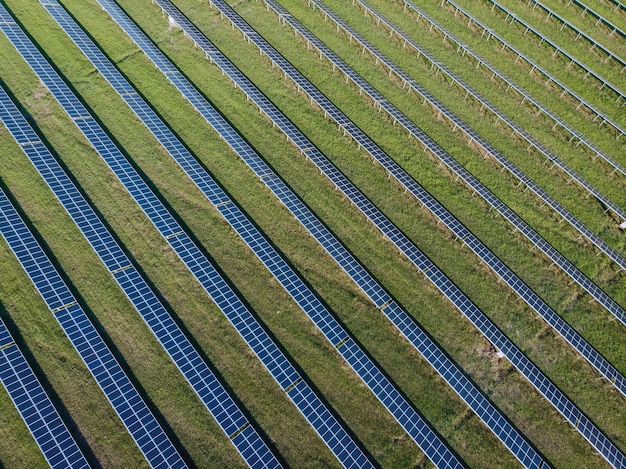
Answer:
[141,1,626,467]
[2,3,369,467]
[0,318,90,469]
[0,187,186,469]
[95,0,557,467]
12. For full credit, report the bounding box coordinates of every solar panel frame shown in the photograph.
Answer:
[526,0,626,65]
[481,0,626,105]
[373,0,626,182]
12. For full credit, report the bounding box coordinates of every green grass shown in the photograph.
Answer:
[0,0,624,467]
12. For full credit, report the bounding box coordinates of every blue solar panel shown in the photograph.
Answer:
[0,318,90,469]
[5,10,279,467]
[0,187,186,469]
[141,1,626,467]
[2,3,369,467]
[96,0,556,467]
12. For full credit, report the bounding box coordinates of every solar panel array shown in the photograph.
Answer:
[145,1,626,467]
[236,0,626,400]
[482,0,626,104]
[306,0,626,270]
[432,0,626,140]
[567,0,626,39]
[0,185,186,469]
[0,61,280,469]
[526,0,626,68]
[0,4,371,467]
[40,2,466,467]
[396,1,626,162]
[272,0,626,325]
[0,317,90,469]
[94,0,552,467]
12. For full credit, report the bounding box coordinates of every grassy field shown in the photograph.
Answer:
[0,0,624,467]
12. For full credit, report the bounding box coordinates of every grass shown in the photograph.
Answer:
[0,0,624,467]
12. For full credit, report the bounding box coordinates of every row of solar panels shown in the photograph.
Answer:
[568,0,626,39]
[150,0,625,467]
[394,0,626,177]
[306,0,626,273]
[0,160,186,468]
[436,0,626,141]
[0,1,384,467]
[0,314,90,468]
[527,0,626,65]
[298,0,626,323]
[91,0,539,466]
[40,1,467,467]
[485,0,626,104]
[264,0,626,394]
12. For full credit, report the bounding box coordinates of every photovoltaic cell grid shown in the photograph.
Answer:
[148,1,626,467]
[100,0,550,467]
[271,0,626,326]
[404,0,626,141]
[481,0,626,106]
[0,79,280,469]
[526,0,626,68]
[0,4,370,467]
[306,0,626,270]
[0,187,185,469]
[354,0,626,219]
[47,2,463,467]
[0,317,90,469]
[302,0,626,393]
